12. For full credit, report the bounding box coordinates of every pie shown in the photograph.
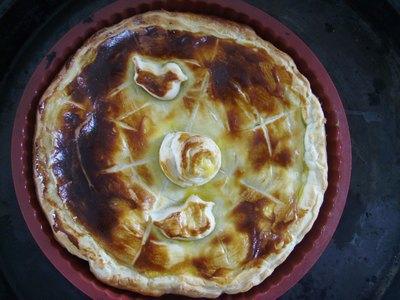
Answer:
[33,11,327,297]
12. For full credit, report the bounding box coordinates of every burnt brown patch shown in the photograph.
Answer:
[275,65,292,84]
[53,113,118,241]
[192,257,229,280]
[92,172,133,203]
[234,168,244,179]
[103,92,127,118]
[124,116,149,159]
[136,164,154,186]
[232,199,267,232]
[70,30,138,103]
[206,43,266,103]
[269,134,279,152]
[247,86,279,114]
[136,27,216,59]
[183,96,196,112]
[226,106,241,135]
[134,236,166,273]
[260,64,284,98]
[129,182,156,210]
[77,113,119,175]
[52,105,148,262]
[249,129,293,170]
[212,268,231,278]
[273,148,292,167]
[62,111,82,131]
[204,39,293,124]
[192,257,212,278]
[66,80,88,104]
[231,199,273,260]
[249,129,270,170]
[231,196,295,261]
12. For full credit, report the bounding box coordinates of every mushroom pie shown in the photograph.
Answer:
[34,11,327,298]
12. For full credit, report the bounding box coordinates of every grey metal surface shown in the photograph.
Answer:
[0,0,399,299]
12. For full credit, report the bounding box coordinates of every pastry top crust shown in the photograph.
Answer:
[33,11,327,298]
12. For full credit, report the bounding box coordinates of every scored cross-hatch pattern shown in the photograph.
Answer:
[238,109,297,205]
[95,83,180,207]
[83,89,159,204]
[96,93,161,253]
[217,79,298,202]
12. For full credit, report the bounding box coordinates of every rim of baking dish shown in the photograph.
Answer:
[11,0,351,299]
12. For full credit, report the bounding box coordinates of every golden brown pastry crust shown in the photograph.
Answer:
[33,11,327,298]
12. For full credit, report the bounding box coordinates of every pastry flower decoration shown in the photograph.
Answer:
[159,131,222,187]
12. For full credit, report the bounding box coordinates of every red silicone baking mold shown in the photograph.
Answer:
[11,0,351,299]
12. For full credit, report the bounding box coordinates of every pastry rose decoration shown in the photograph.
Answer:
[159,132,222,187]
